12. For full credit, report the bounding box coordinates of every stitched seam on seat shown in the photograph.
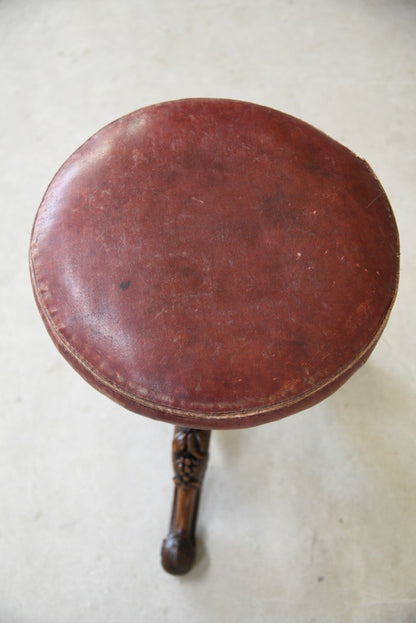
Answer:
[30,242,399,421]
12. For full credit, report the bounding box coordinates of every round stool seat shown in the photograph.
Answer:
[29,99,399,429]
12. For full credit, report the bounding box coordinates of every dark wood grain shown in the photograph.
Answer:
[161,427,211,575]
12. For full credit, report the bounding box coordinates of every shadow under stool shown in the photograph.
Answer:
[29,98,399,575]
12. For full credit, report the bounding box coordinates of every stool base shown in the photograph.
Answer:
[161,427,211,575]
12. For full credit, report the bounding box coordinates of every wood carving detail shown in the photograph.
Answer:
[172,427,210,489]
[162,426,211,574]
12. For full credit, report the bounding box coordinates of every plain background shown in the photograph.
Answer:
[1,1,415,622]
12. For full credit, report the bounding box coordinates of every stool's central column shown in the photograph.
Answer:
[161,427,211,574]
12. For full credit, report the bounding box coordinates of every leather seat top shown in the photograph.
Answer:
[30,99,399,429]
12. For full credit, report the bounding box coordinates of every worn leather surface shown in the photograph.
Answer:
[29,99,399,429]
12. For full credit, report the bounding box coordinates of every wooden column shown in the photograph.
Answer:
[161,427,211,575]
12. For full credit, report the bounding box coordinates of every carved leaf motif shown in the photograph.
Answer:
[172,428,211,489]
[172,429,188,453]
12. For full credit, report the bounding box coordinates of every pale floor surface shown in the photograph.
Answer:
[1,1,416,622]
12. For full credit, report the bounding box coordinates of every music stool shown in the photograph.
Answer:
[29,99,399,574]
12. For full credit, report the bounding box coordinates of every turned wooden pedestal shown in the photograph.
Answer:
[29,99,399,575]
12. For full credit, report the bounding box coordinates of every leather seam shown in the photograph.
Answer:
[29,229,400,421]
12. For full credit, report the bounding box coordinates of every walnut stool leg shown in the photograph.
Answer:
[161,427,211,575]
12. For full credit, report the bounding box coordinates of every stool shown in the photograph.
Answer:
[29,98,399,575]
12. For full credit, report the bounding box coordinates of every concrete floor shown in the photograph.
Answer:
[1,1,415,621]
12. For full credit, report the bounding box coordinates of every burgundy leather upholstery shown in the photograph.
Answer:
[29,99,399,429]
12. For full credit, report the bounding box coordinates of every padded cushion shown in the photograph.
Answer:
[30,99,399,429]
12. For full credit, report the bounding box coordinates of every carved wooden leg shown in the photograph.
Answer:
[161,427,211,575]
